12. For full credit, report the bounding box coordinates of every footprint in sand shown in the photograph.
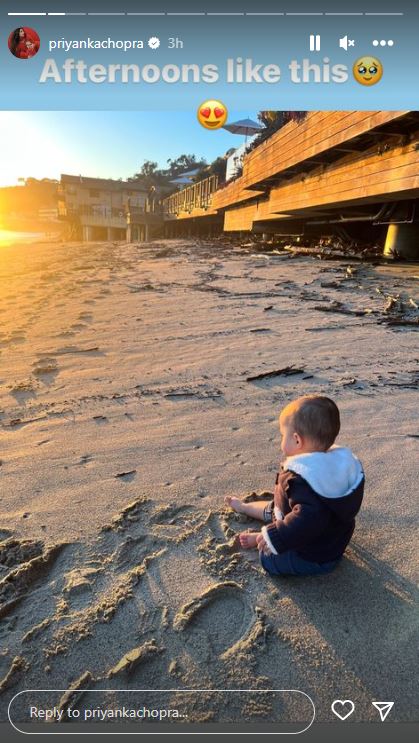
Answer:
[102,495,151,531]
[9,381,37,404]
[0,540,67,620]
[32,357,59,380]
[71,323,88,331]
[0,538,44,570]
[150,504,195,526]
[112,535,166,570]
[8,332,26,345]
[62,567,103,609]
[93,415,108,425]
[56,330,76,338]
[173,582,256,658]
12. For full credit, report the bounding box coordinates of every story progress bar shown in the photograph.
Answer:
[7,11,405,17]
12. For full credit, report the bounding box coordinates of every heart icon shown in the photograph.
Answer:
[331,700,355,721]
[214,107,225,119]
[200,107,211,119]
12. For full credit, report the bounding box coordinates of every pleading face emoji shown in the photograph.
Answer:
[197,100,228,129]
[353,57,383,86]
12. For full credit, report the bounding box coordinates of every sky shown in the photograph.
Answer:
[0,110,256,187]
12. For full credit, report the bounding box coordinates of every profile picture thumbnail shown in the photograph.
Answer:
[8,27,40,59]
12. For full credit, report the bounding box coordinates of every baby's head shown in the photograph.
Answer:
[279,395,340,457]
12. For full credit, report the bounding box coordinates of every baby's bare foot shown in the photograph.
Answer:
[224,495,246,514]
[239,531,259,549]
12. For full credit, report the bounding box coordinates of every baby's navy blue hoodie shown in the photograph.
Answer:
[262,446,365,563]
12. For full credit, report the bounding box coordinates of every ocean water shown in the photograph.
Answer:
[0,229,47,246]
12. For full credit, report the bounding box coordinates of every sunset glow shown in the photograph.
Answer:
[0,112,74,187]
[0,110,249,188]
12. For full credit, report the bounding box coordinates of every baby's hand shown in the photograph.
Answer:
[256,532,272,556]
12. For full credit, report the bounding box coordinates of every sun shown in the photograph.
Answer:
[0,112,68,187]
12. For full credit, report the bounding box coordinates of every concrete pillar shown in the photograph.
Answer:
[384,223,419,260]
[82,224,93,241]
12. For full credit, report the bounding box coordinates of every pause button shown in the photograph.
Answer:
[309,34,321,51]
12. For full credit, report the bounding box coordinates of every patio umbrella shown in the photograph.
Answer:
[170,176,196,186]
[223,117,265,143]
[170,168,203,186]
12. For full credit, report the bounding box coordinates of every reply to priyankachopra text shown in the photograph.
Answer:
[29,705,186,722]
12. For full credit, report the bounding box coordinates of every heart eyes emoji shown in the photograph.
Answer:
[197,100,228,129]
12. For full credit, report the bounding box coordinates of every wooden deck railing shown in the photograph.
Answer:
[163,175,219,216]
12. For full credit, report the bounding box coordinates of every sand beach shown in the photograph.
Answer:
[0,237,417,723]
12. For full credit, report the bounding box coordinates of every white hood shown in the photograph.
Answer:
[283,446,364,499]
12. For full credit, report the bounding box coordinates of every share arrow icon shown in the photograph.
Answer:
[372,702,394,721]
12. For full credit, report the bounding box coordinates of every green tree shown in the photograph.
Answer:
[246,111,307,153]
[128,155,207,191]
[166,154,205,177]
[140,160,159,177]
[193,157,226,182]
[128,160,165,188]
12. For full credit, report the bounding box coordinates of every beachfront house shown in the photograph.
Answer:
[58,174,162,242]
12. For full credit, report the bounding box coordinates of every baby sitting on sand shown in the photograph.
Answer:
[225,395,364,576]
